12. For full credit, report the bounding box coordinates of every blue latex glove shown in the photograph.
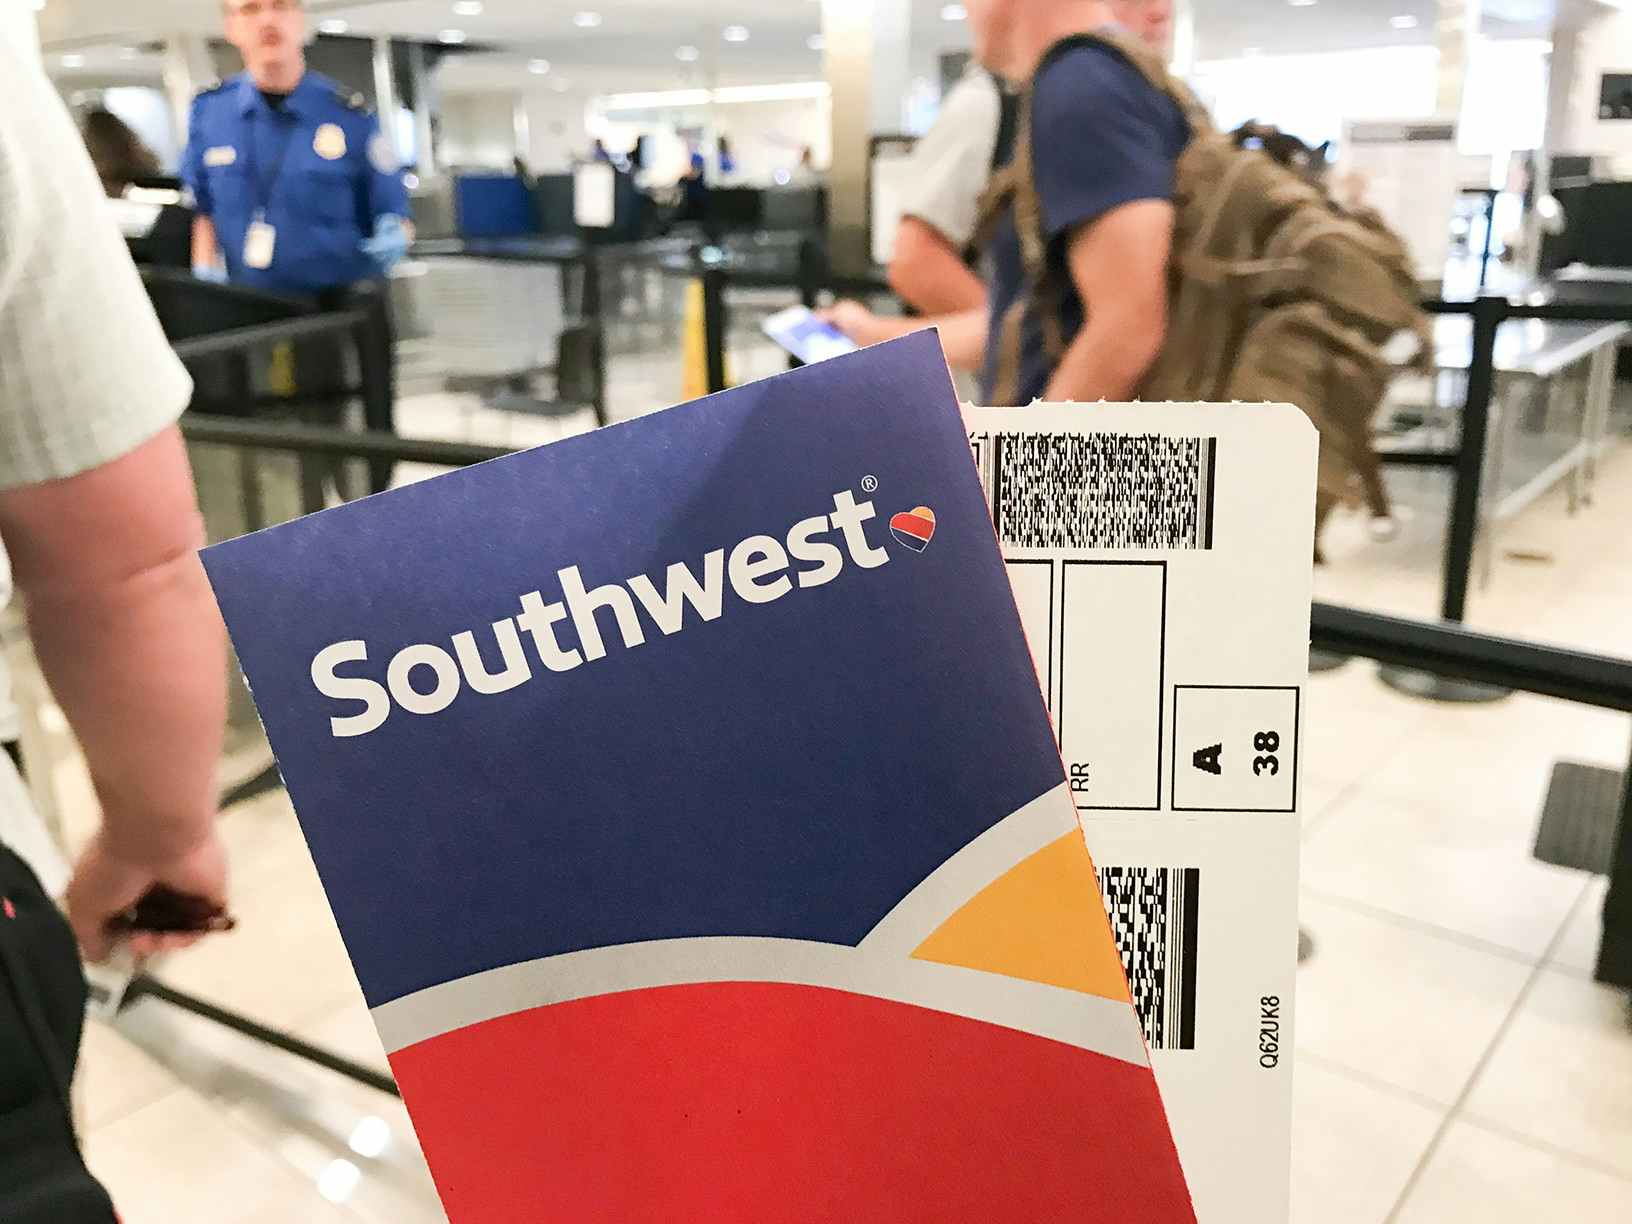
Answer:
[192,261,228,284]
[359,214,410,275]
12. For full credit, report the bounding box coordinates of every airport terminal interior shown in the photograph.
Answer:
[4,0,1632,1221]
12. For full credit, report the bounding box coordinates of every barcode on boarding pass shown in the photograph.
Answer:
[1097,866,1200,1051]
[970,433,1216,550]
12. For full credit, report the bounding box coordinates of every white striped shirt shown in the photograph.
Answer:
[0,28,191,493]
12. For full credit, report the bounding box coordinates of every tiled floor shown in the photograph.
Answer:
[23,347,1632,1220]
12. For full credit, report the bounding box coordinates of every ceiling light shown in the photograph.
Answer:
[438,28,466,44]
[807,33,825,51]
[60,52,85,68]
[676,44,700,62]
[600,82,831,112]
[602,88,714,110]
[1289,0,1316,6]
[318,18,348,34]
[723,24,750,42]
[119,45,140,58]
[1390,14,1419,28]
[528,58,551,74]
[573,11,602,28]
[712,82,831,104]
[452,0,483,15]
[941,3,967,20]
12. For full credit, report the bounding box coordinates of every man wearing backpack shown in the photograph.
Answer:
[832,0,1185,406]
[834,0,1422,556]
[887,62,1009,317]
[888,0,1173,329]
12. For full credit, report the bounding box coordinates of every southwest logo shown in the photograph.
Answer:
[890,506,937,553]
[309,490,892,739]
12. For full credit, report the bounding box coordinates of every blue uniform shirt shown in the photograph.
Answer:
[980,40,1188,405]
[182,70,408,295]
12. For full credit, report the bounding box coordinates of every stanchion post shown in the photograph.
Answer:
[1597,742,1632,989]
[797,238,821,310]
[790,238,823,370]
[580,252,609,426]
[1380,293,1513,703]
[352,287,396,494]
[1477,189,1498,292]
[702,266,729,394]
[228,352,267,533]
[1441,292,1505,623]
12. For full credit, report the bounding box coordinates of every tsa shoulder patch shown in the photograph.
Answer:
[201,333,1195,1224]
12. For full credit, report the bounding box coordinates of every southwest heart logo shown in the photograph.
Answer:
[890,506,937,553]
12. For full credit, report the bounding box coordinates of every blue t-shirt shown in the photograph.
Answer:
[980,40,1188,405]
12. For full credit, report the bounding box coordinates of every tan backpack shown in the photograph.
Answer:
[980,29,1429,535]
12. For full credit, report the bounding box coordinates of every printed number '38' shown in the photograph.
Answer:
[1253,730,1280,777]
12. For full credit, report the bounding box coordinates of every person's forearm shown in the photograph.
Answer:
[895,257,987,316]
[889,221,989,315]
[856,309,987,369]
[3,435,225,864]
[28,550,224,863]
[191,215,218,269]
[933,307,991,372]
[852,314,939,346]
[1042,310,1164,403]
[829,305,986,369]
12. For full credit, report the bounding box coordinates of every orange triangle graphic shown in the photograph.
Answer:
[912,831,1131,1004]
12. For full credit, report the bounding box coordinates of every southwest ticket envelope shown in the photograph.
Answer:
[966,403,1317,1223]
[202,332,1195,1224]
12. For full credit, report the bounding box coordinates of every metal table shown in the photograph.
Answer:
[1395,313,1627,581]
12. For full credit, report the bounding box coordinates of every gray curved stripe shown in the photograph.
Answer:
[371,935,1148,1069]
[860,781,1080,956]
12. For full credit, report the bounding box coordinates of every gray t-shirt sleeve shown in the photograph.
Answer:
[0,33,192,492]
[895,70,1003,250]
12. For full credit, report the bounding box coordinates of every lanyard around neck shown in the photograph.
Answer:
[245,104,299,217]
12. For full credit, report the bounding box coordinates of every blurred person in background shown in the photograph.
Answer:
[1,27,229,1224]
[887,62,1012,315]
[787,145,821,187]
[183,0,410,292]
[872,0,1176,351]
[183,0,411,485]
[829,0,1181,406]
[79,107,162,198]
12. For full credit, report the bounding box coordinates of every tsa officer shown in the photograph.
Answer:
[181,0,409,485]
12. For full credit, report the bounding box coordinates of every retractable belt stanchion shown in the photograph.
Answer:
[790,238,824,371]
[702,266,730,395]
[581,252,610,427]
[1380,294,1515,703]
[1311,601,1632,992]
[1599,763,1632,990]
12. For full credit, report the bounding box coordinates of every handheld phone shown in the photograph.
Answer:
[761,306,860,366]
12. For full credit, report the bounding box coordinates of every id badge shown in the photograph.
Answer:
[244,218,276,269]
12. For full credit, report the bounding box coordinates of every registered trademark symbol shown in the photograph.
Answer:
[861,475,878,493]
